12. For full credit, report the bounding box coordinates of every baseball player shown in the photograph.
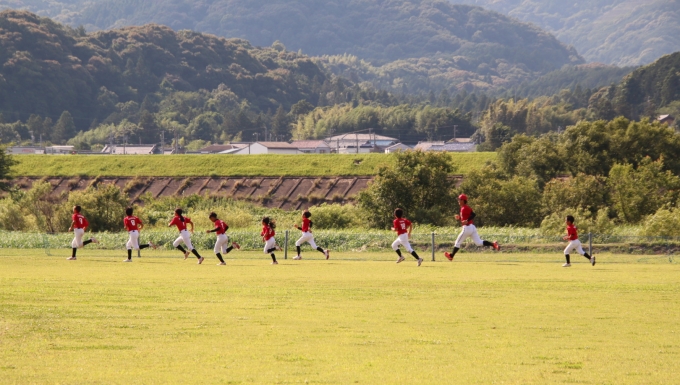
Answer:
[562,215,596,267]
[206,212,240,265]
[391,208,423,266]
[445,194,499,261]
[123,207,156,262]
[168,208,204,264]
[261,217,281,265]
[293,210,329,260]
[66,205,98,260]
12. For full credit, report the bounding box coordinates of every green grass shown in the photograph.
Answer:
[12,152,496,177]
[1,250,678,384]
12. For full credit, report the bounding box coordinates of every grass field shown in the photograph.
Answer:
[12,152,496,177]
[1,250,678,384]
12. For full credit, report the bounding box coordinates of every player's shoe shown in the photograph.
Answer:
[90,237,99,244]
[493,241,501,251]
[293,255,302,260]
[562,263,571,267]
[591,256,596,266]
[184,251,189,260]
[275,245,282,252]
[396,256,405,263]
[197,257,204,265]
[444,252,453,261]
[271,261,278,265]
[325,249,330,260]
[417,258,423,267]
[123,259,132,263]
[217,262,226,266]
[232,242,241,250]
[149,242,158,250]
[66,256,77,260]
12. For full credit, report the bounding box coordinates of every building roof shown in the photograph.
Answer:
[256,141,300,149]
[385,143,412,150]
[326,133,398,142]
[448,138,473,143]
[102,144,158,155]
[198,144,240,153]
[658,114,674,121]
[291,140,331,149]
[414,142,476,152]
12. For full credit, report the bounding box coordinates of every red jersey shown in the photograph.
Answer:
[72,213,89,229]
[301,217,311,232]
[459,205,474,225]
[170,215,192,232]
[213,219,228,235]
[261,225,275,240]
[124,215,142,231]
[393,218,412,235]
[567,224,578,241]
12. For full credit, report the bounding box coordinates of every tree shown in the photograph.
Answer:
[358,151,458,228]
[0,145,17,191]
[290,100,315,117]
[52,111,76,144]
[271,105,290,138]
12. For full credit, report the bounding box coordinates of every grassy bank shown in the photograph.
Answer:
[12,152,496,177]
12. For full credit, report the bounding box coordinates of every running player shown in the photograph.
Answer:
[206,212,240,265]
[391,208,423,266]
[123,207,156,262]
[445,194,499,261]
[67,205,98,260]
[562,215,596,267]
[168,208,204,264]
[261,217,281,265]
[293,210,329,260]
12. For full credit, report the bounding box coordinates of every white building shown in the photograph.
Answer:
[325,133,398,151]
[232,142,300,155]
[384,143,412,153]
[101,144,161,155]
[291,140,332,154]
[45,145,75,155]
[414,140,476,152]
[8,146,44,155]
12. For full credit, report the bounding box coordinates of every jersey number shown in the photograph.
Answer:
[130,219,136,226]
[79,218,83,225]
[400,223,406,229]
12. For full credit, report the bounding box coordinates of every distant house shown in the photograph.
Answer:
[101,144,161,155]
[291,140,331,154]
[384,143,412,153]
[232,142,300,155]
[198,144,250,154]
[45,145,76,155]
[337,144,376,154]
[8,146,44,155]
[325,133,398,152]
[658,115,675,126]
[414,141,476,152]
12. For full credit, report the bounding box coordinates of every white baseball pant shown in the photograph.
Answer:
[71,228,85,248]
[126,230,140,250]
[564,239,585,255]
[454,225,484,248]
[214,234,230,254]
[173,230,194,251]
[392,233,414,253]
[263,237,277,253]
[295,232,317,249]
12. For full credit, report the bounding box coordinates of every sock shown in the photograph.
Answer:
[176,245,186,253]
[451,247,460,257]
[411,251,420,260]
[317,247,325,254]
[296,246,301,255]
[565,254,571,264]
[226,246,234,254]
[216,253,224,263]
[191,249,202,259]
[127,249,132,259]
[270,253,277,262]
[140,244,150,250]
[395,249,403,257]
[72,248,77,258]
[83,239,92,246]
[266,247,277,253]
[584,252,592,260]
[482,240,493,247]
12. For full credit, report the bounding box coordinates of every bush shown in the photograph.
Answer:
[305,203,362,229]
[640,208,680,237]
[0,198,30,231]
[541,173,608,216]
[540,208,615,236]
[65,184,131,232]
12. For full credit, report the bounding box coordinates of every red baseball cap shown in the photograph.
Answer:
[458,194,468,201]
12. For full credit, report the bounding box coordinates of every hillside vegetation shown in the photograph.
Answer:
[456,0,680,66]
[10,153,497,177]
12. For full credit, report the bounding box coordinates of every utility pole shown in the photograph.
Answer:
[161,131,165,152]
[264,125,268,142]
[454,125,458,141]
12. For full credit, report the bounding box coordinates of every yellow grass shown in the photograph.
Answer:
[0,250,678,384]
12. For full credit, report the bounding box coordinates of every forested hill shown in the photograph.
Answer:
[0,10,326,132]
[455,0,680,67]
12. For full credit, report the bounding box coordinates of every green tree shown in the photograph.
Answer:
[52,111,76,144]
[66,184,131,232]
[357,151,457,228]
[0,145,17,191]
[541,174,608,216]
